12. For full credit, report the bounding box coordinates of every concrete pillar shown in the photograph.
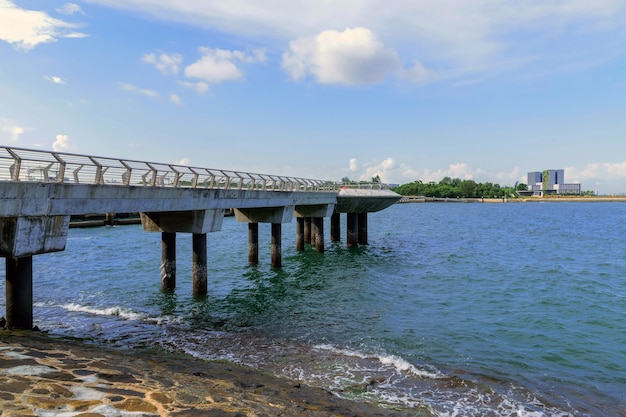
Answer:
[312,217,325,252]
[5,256,33,330]
[304,217,312,245]
[248,223,259,265]
[161,232,176,291]
[271,223,282,268]
[296,217,305,251]
[346,213,358,248]
[330,212,341,242]
[358,213,368,245]
[192,233,207,296]
[105,213,115,226]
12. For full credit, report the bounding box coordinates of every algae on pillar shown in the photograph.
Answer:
[271,223,282,268]
[192,233,207,296]
[161,232,176,291]
[248,223,259,265]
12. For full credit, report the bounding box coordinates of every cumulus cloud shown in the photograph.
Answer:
[0,0,87,50]
[177,80,210,94]
[176,157,190,165]
[568,162,626,181]
[44,75,66,84]
[143,52,183,75]
[170,93,183,105]
[348,158,358,172]
[184,47,266,83]
[52,134,70,151]
[1,120,25,142]
[56,3,84,15]
[282,27,401,86]
[79,0,626,85]
[118,82,158,97]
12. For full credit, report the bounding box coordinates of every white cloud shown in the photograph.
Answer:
[177,80,210,94]
[401,60,438,85]
[56,3,84,15]
[282,27,401,86]
[568,162,626,181]
[361,156,397,182]
[44,75,66,84]
[0,0,88,50]
[348,158,358,172]
[80,0,626,84]
[1,120,25,142]
[170,93,183,105]
[143,52,183,75]
[176,157,190,165]
[52,134,70,151]
[118,82,158,97]
[184,47,266,83]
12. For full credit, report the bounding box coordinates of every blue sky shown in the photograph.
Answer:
[1,1,626,194]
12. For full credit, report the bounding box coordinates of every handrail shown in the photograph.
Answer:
[0,145,391,191]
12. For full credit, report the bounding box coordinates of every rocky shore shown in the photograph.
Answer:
[0,330,422,417]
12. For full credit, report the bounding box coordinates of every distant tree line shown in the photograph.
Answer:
[392,177,523,198]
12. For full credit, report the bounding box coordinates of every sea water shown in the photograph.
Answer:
[1,202,625,416]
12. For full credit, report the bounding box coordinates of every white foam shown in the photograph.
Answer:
[61,303,146,321]
[313,343,443,379]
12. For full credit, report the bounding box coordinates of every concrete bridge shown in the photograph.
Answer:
[0,146,400,329]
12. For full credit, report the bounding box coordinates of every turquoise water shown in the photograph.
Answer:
[1,202,625,416]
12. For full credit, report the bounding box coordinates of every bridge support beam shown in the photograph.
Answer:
[330,212,340,242]
[5,256,33,330]
[294,204,334,252]
[0,215,70,330]
[161,232,176,291]
[358,213,368,245]
[141,210,223,296]
[248,223,259,265]
[192,233,207,296]
[234,206,294,267]
[346,213,358,247]
[271,223,282,268]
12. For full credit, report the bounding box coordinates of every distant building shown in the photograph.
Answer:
[522,169,581,196]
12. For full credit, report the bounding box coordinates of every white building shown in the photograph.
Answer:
[525,169,581,196]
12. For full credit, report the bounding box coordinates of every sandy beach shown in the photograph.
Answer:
[0,330,421,417]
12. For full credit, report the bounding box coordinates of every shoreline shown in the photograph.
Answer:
[398,196,626,203]
[0,330,420,417]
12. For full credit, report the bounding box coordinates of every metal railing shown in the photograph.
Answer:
[0,146,389,192]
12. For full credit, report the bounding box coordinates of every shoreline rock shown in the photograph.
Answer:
[0,330,423,417]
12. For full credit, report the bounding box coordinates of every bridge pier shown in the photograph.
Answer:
[312,217,325,252]
[234,206,295,268]
[346,213,358,247]
[192,233,208,296]
[141,210,223,295]
[331,212,340,242]
[248,223,259,265]
[358,213,368,245]
[1,215,70,329]
[5,256,33,330]
[296,217,305,251]
[304,217,312,244]
[271,223,282,268]
[161,232,176,291]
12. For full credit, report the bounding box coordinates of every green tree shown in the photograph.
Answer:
[459,180,477,198]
